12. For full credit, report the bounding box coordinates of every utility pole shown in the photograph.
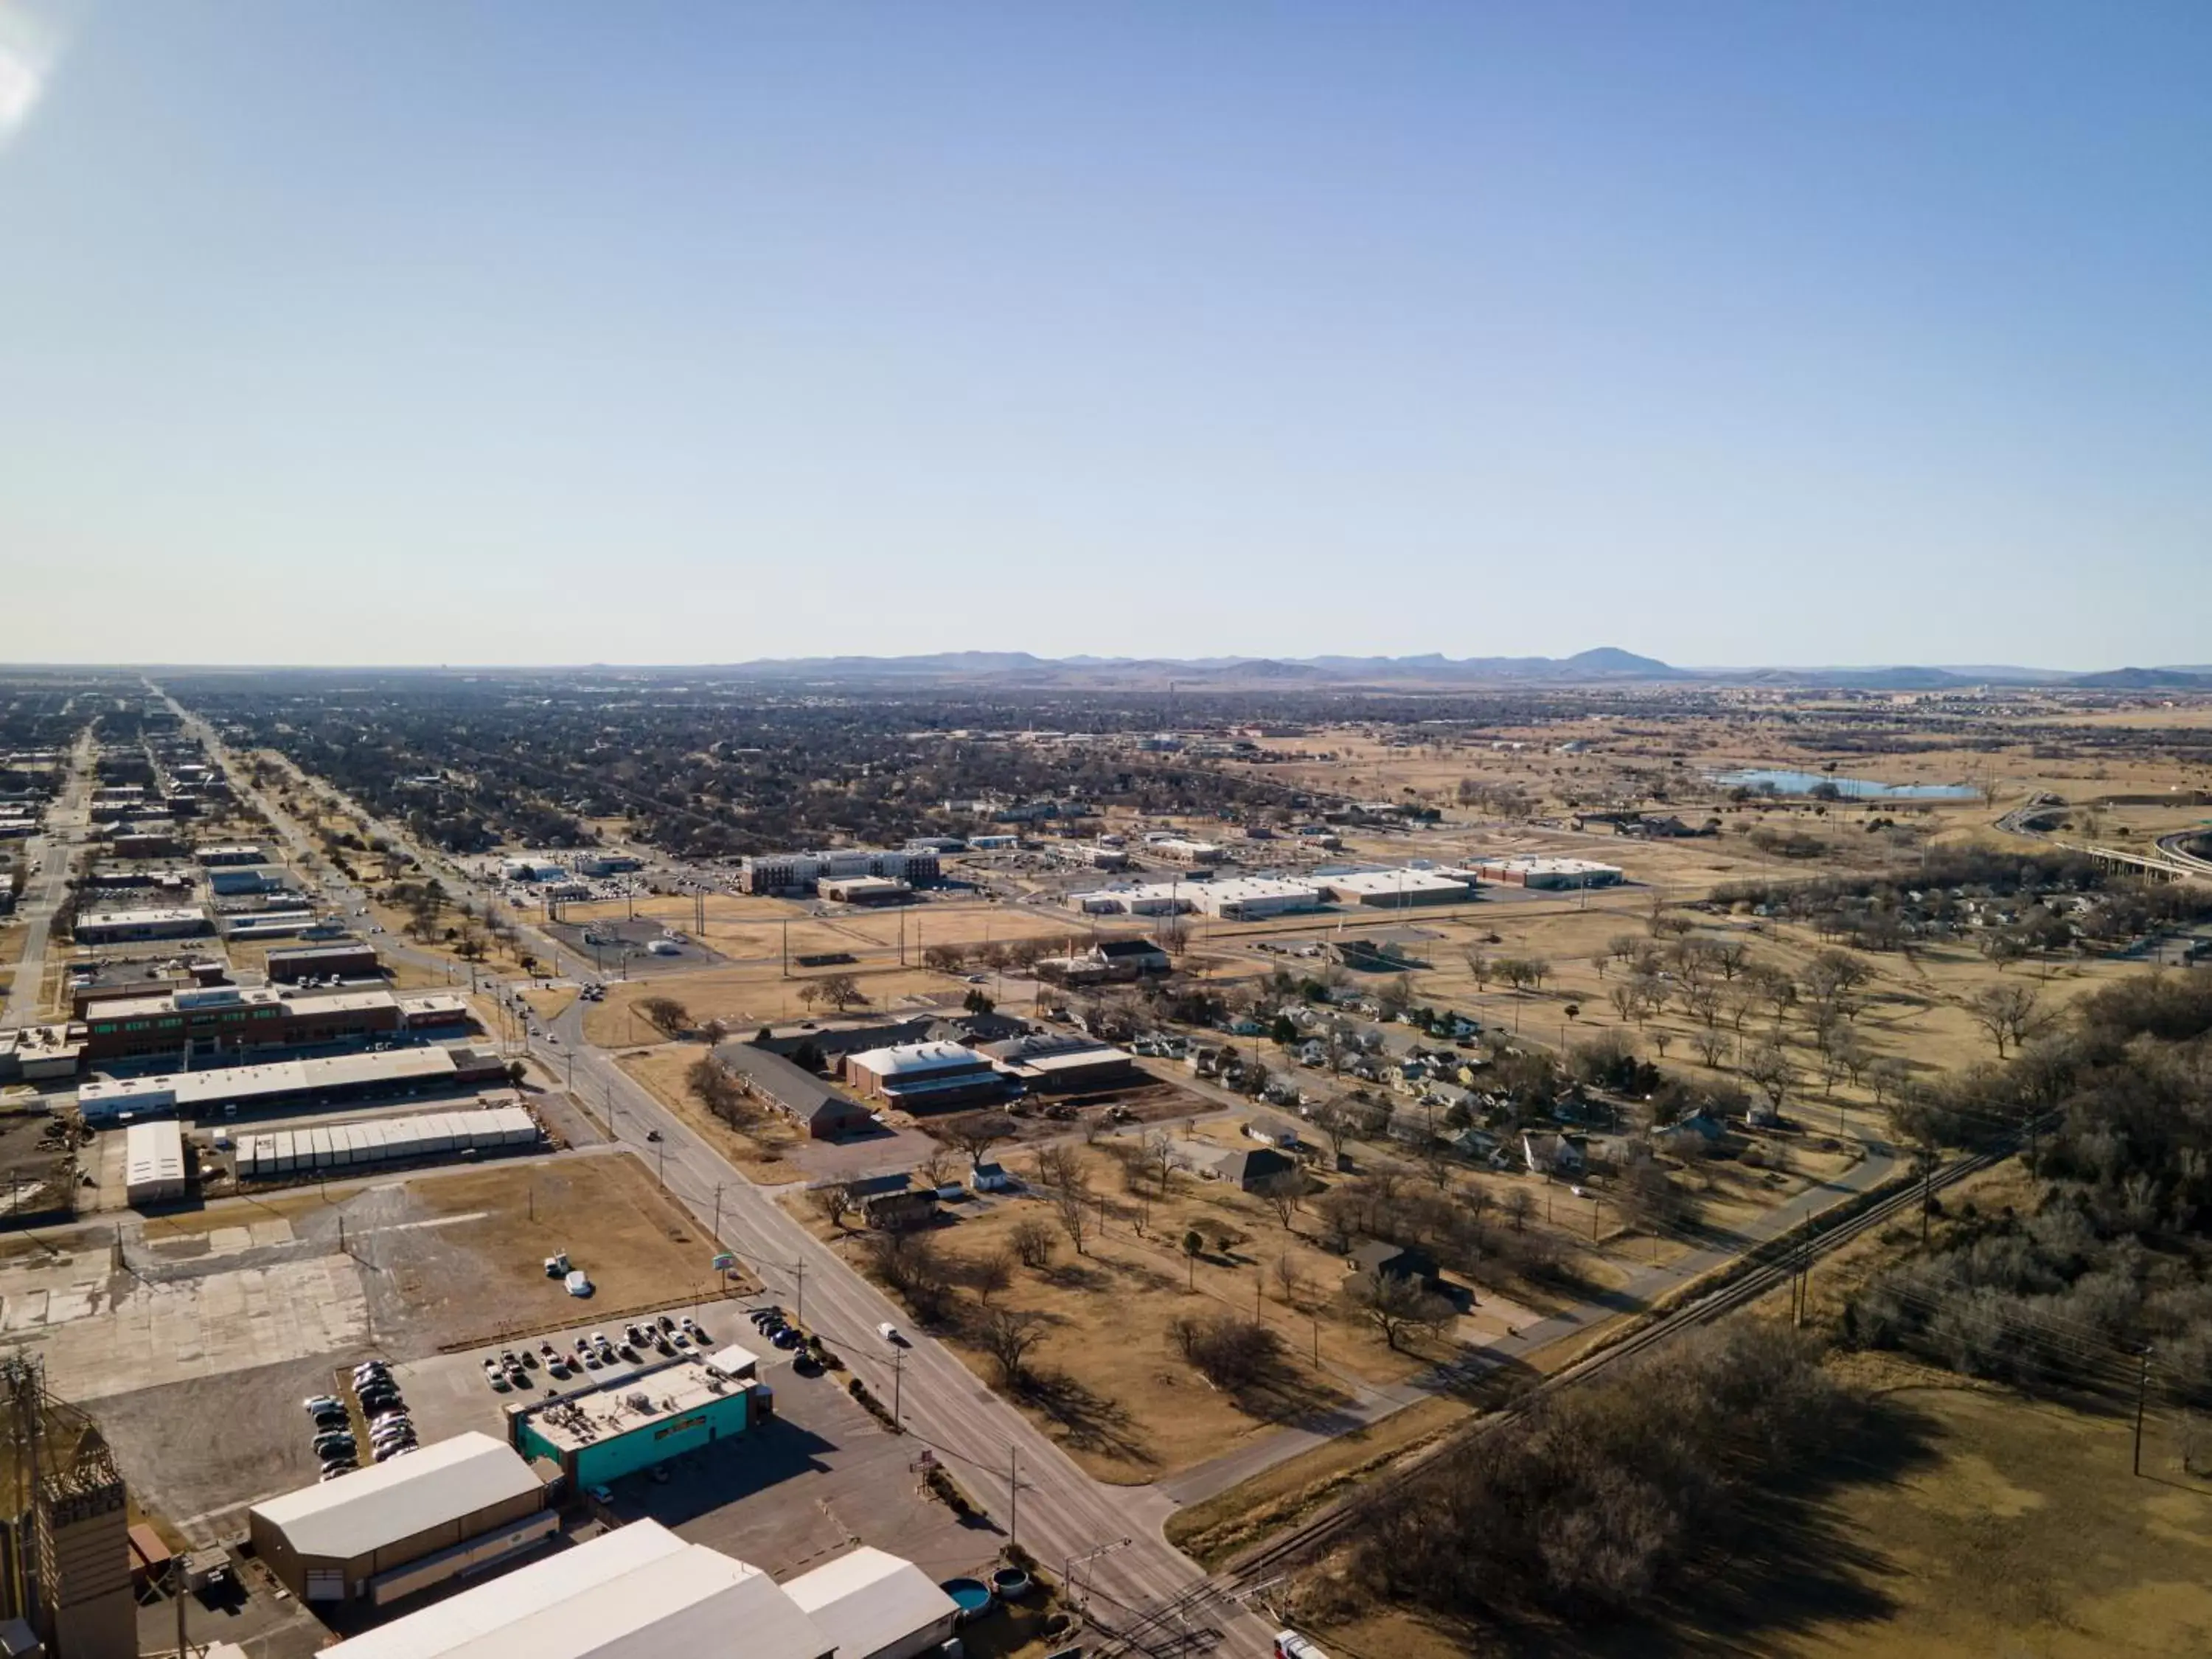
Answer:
[792,1259,805,1326]
[891,1346,904,1427]
[1007,1445,1020,1549]
[2135,1347,2153,1476]
[711,1183,723,1242]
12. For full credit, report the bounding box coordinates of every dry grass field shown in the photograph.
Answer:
[616,1041,808,1183]
[796,1138,1457,1483]
[583,961,1006,1045]
[563,890,1089,962]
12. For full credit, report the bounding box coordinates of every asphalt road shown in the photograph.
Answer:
[3,729,93,1026]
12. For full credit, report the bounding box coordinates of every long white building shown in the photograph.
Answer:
[1475,855,1624,889]
[319,1518,955,1659]
[739,849,940,895]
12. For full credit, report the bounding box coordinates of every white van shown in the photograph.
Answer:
[1273,1633,1328,1659]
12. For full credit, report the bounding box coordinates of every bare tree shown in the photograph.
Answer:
[970,1246,1015,1307]
[1743,1040,1795,1113]
[1272,1252,1305,1307]
[1141,1128,1178,1195]
[1032,1144,1084,1194]
[1965,982,2046,1060]
[1691,1027,1731,1068]
[687,1056,757,1127]
[1310,1097,1357,1166]
[1168,1313,1284,1390]
[1009,1217,1058,1270]
[1343,1269,1455,1352]
[807,1181,854,1231]
[944,1113,1018,1167]
[817,971,866,1012]
[917,1147,956,1191]
[1255,1170,1306,1228]
[636,995,690,1037]
[978,1307,1049,1388]
[1050,1183,1093,1256]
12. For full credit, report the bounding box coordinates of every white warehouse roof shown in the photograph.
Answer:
[235,1107,536,1178]
[783,1545,959,1659]
[252,1433,541,1565]
[845,1041,985,1077]
[80,1046,459,1121]
[322,1518,831,1659]
[1321,869,1472,898]
[122,1119,184,1194]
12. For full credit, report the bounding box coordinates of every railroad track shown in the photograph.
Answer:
[1219,1141,2005,1590]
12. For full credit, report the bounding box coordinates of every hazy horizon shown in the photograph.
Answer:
[1,646,2205,678]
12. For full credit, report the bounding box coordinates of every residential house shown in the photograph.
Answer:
[1173,1141,1298,1192]
[860,1184,936,1231]
[1522,1130,1587,1179]
[1449,1126,1503,1164]
[968,1160,1014,1194]
[1347,1239,1444,1290]
[1244,1116,1304,1151]
[1661,1112,1736,1155]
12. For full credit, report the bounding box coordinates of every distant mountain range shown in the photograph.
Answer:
[709,648,2212,691]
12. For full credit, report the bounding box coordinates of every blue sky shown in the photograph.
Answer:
[2,2,2207,669]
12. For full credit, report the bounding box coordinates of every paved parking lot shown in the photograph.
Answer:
[388,1303,1002,1582]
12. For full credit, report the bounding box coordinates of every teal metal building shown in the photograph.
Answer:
[510,1353,762,1488]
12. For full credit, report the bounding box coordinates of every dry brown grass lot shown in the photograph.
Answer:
[583,961,1010,1045]
[617,1041,807,1183]
[799,1140,1477,1484]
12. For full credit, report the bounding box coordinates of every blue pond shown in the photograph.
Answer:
[1714,768,1980,801]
